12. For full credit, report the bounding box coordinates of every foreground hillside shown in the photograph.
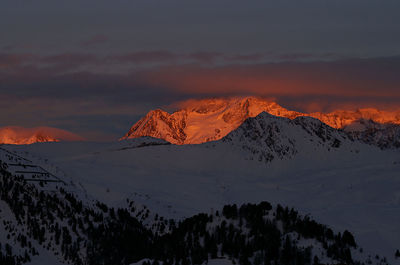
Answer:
[4,112,400,264]
[0,146,379,265]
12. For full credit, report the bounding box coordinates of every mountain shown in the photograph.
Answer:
[0,126,84,145]
[121,97,400,147]
[312,108,400,129]
[121,97,302,144]
[343,119,400,148]
[221,112,353,163]
[3,113,400,264]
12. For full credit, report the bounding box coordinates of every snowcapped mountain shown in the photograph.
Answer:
[1,101,400,264]
[343,119,400,149]
[312,108,400,129]
[121,97,400,148]
[3,114,400,264]
[220,112,353,163]
[122,109,188,144]
[121,97,302,144]
[4,125,399,264]
[0,126,84,145]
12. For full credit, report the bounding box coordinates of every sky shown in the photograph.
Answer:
[1,0,400,140]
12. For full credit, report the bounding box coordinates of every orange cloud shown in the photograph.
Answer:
[141,64,396,97]
[134,58,400,111]
[1,53,400,116]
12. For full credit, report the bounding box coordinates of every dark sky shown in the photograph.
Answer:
[1,0,400,140]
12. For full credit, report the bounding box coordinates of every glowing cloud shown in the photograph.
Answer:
[0,126,85,145]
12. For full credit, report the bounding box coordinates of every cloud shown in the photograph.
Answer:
[136,57,400,103]
[1,53,400,140]
[2,45,16,51]
[3,51,335,74]
[0,94,150,141]
[42,53,99,65]
[0,53,35,69]
[2,53,400,103]
[80,34,109,47]
[274,52,340,61]
[224,53,265,62]
[0,126,85,144]
[186,52,223,64]
[111,51,180,64]
[110,51,226,65]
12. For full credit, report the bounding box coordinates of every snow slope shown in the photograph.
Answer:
[221,113,353,162]
[7,112,400,264]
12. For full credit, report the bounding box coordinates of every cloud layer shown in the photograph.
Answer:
[1,51,400,140]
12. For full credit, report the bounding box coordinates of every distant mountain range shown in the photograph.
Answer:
[122,97,400,148]
[1,102,399,264]
[0,126,84,145]
[3,97,400,148]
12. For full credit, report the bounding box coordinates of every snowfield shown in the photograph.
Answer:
[6,135,400,264]
[2,112,400,264]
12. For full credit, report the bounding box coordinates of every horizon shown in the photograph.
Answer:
[2,95,400,143]
[2,1,400,140]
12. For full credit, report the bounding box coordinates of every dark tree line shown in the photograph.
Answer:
[148,202,358,265]
[0,158,367,265]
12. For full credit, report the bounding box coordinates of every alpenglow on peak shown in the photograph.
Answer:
[121,96,400,145]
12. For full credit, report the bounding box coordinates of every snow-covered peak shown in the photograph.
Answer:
[178,97,288,116]
[121,97,301,144]
[0,126,84,145]
[121,109,187,144]
[311,108,400,129]
[122,97,400,148]
[221,112,352,162]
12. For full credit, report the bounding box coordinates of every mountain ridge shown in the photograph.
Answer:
[121,97,400,147]
[0,126,84,145]
[220,112,354,163]
[5,119,400,264]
